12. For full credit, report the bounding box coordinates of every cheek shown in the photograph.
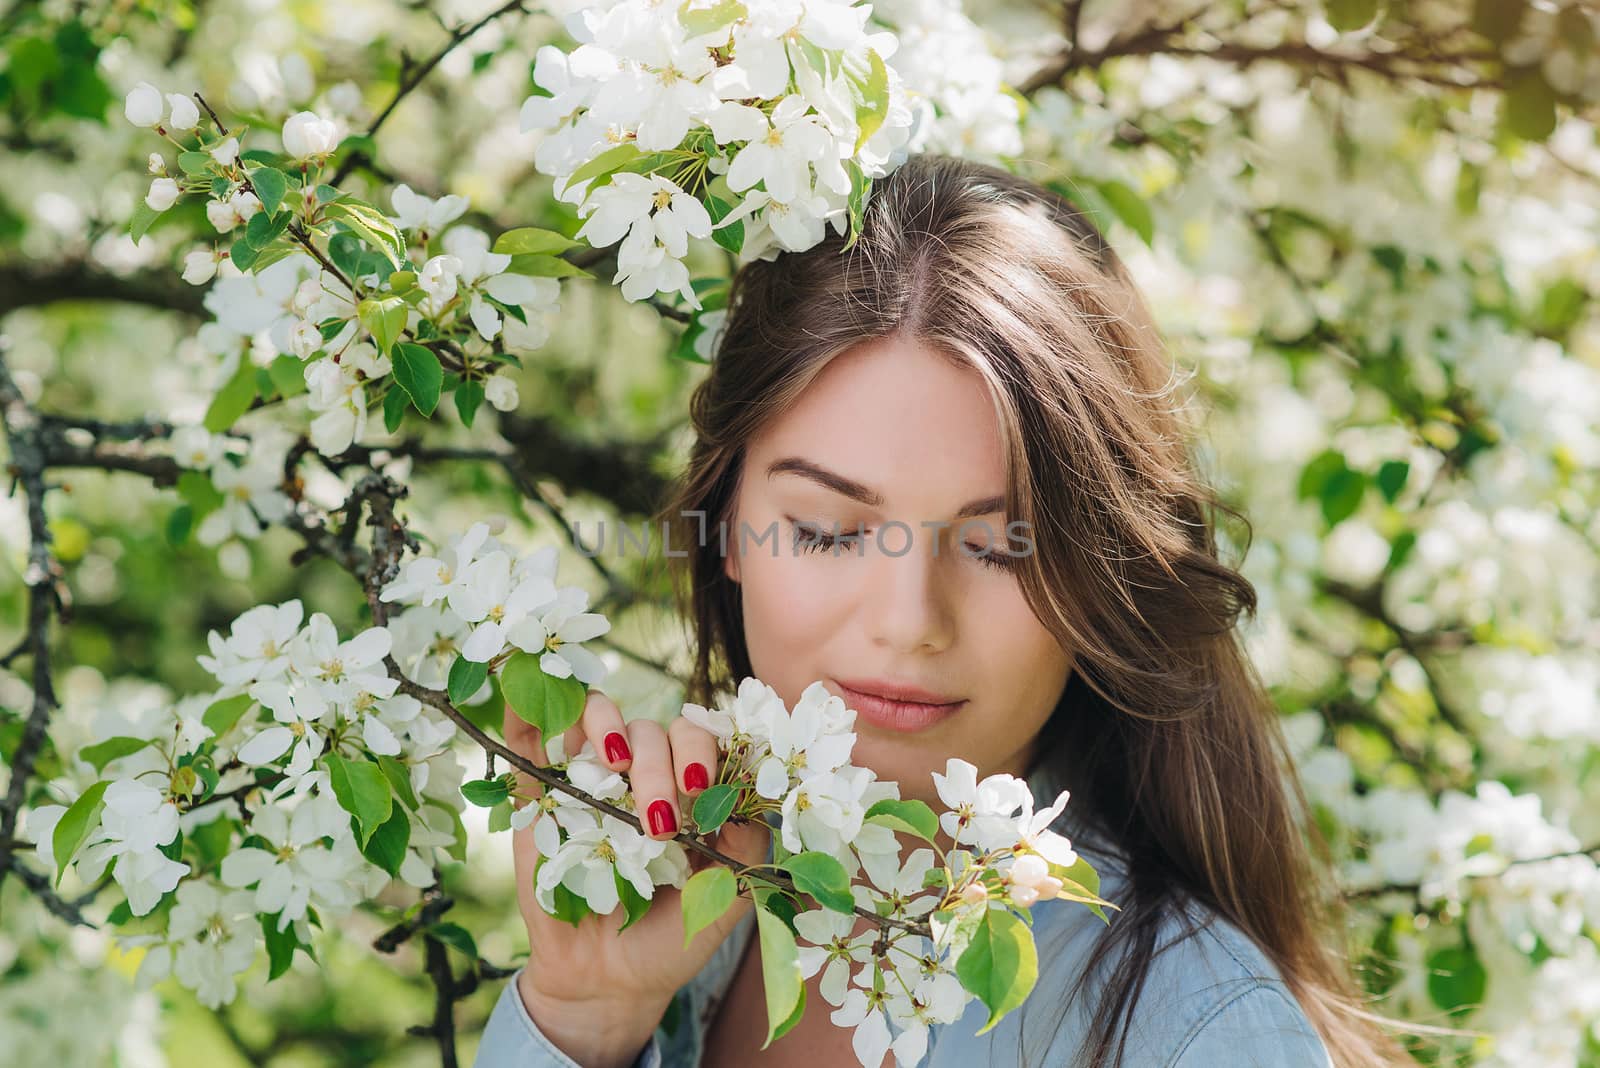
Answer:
[736,535,855,655]
[966,582,1072,715]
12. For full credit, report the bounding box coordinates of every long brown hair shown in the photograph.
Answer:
[651,152,1413,1066]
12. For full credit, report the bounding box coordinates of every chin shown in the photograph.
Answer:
[850,735,941,799]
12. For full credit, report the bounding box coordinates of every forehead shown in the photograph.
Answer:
[750,335,1007,506]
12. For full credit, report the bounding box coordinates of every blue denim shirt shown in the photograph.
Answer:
[471,758,1334,1068]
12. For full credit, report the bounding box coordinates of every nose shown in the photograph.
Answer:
[860,521,956,655]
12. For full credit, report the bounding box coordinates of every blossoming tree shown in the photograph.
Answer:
[2,0,1599,1065]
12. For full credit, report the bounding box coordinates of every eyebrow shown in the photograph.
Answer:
[766,456,1006,520]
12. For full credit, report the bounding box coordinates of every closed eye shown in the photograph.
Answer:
[788,518,1019,572]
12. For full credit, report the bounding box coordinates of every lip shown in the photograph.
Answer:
[832,677,966,733]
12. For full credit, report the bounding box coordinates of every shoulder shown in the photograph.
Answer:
[1025,887,1332,1067]
[992,824,1331,1068]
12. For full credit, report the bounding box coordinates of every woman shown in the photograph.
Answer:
[471,154,1412,1067]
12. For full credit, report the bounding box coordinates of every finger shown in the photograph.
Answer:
[625,718,680,841]
[501,702,545,810]
[667,714,718,797]
[579,689,633,773]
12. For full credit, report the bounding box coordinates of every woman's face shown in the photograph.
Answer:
[722,334,1075,807]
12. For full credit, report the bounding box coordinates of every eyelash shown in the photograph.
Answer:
[789,520,1020,572]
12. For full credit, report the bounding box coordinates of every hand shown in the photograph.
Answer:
[504,689,769,1068]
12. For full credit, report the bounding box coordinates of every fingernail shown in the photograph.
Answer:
[604,731,631,764]
[648,799,678,836]
[684,762,709,792]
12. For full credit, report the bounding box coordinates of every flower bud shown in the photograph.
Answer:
[229,190,262,223]
[292,278,324,315]
[166,92,200,131]
[210,137,239,167]
[147,152,167,176]
[145,177,180,212]
[1008,853,1051,889]
[1009,884,1040,908]
[124,82,165,127]
[182,249,219,285]
[289,319,324,359]
[485,373,520,412]
[959,882,989,906]
[207,198,239,233]
[281,110,340,161]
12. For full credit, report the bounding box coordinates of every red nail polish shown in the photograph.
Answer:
[604,731,631,764]
[684,762,709,791]
[648,799,678,836]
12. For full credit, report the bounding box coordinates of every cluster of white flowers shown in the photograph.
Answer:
[19,593,469,1009]
[520,0,919,306]
[170,423,295,547]
[125,89,563,462]
[378,521,612,681]
[596,677,1091,1068]
[519,738,692,915]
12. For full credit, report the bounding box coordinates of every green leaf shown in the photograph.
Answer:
[550,879,594,928]
[682,866,737,948]
[567,143,643,191]
[488,798,513,832]
[429,922,479,959]
[454,378,485,428]
[245,209,290,250]
[325,199,406,269]
[461,776,512,807]
[178,150,213,176]
[324,753,393,847]
[377,754,419,811]
[863,798,939,841]
[382,384,408,433]
[129,199,163,245]
[202,693,254,737]
[1375,460,1409,504]
[955,906,1039,1035]
[246,164,291,214]
[677,0,747,38]
[500,652,587,736]
[1297,449,1365,527]
[268,354,309,398]
[166,504,194,546]
[359,802,410,876]
[52,780,109,886]
[1324,0,1381,32]
[233,232,264,271]
[176,469,223,515]
[616,868,652,932]
[1426,944,1486,1017]
[392,342,444,417]
[493,227,582,256]
[261,913,312,980]
[691,784,738,833]
[447,655,489,706]
[755,901,805,1049]
[846,49,890,153]
[504,253,594,279]
[358,296,408,357]
[80,736,152,773]
[782,851,854,914]
[841,160,869,251]
[1095,179,1154,245]
[204,362,258,433]
[1503,66,1558,143]
[706,193,745,256]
